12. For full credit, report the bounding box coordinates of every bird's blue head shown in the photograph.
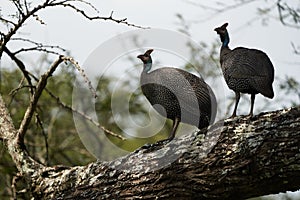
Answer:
[137,49,153,73]
[214,23,230,47]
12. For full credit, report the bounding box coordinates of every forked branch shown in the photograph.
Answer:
[17,55,66,142]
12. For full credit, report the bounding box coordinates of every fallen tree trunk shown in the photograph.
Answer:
[0,95,300,199]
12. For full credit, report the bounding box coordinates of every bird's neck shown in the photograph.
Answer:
[143,62,152,73]
[219,31,231,64]
[220,45,231,64]
[221,31,230,47]
[220,46,231,59]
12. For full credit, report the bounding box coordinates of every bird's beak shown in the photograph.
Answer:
[214,27,220,33]
[214,28,222,35]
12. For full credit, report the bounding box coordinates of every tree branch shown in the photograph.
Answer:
[0,1,49,57]
[18,55,65,143]
[292,42,300,55]
[10,38,67,55]
[0,96,42,177]
[185,0,257,23]
[2,103,299,199]
[277,0,300,29]
[0,17,17,26]
[0,0,147,58]
[3,48,123,142]
[3,46,34,94]
[47,88,126,140]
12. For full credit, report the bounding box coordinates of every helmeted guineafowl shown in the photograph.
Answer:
[214,23,274,117]
[137,49,217,141]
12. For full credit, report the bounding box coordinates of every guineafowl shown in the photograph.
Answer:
[137,49,217,142]
[214,23,274,117]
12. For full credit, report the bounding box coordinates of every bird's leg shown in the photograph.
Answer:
[231,91,240,118]
[168,117,180,141]
[154,117,180,146]
[248,94,256,117]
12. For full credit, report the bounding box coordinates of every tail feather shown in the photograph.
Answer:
[261,85,274,99]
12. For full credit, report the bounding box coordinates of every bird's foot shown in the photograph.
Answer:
[156,138,172,146]
[141,143,154,149]
[246,114,253,118]
[237,113,257,124]
[229,113,237,118]
[225,114,237,122]
[229,111,236,119]
[139,139,171,153]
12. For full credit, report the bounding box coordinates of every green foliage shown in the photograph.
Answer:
[279,76,300,107]
[0,67,95,198]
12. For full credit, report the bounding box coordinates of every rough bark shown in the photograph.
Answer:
[1,95,300,199]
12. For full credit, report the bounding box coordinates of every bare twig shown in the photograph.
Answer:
[277,0,300,29]
[291,42,300,55]
[14,46,65,55]
[11,0,26,18]
[55,0,100,13]
[45,0,147,28]
[187,0,258,23]
[18,57,125,140]
[9,85,33,98]
[45,89,126,140]
[8,84,51,157]
[32,14,46,25]
[8,78,32,107]
[1,1,47,57]
[35,113,49,165]
[0,17,17,26]
[11,173,22,200]
[64,57,97,98]
[11,38,67,55]
[0,0,147,58]
[182,0,220,11]
[18,55,66,142]
[3,46,34,95]
[53,2,148,29]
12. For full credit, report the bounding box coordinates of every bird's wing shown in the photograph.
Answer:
[151,68,216,119]
[227,47,274,80]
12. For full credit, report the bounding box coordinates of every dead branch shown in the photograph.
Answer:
[3,46,34,95]
[0,0,147,58]
[17,55,66,142]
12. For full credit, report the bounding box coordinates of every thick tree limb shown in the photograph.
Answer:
[0,96,42,179]
[1,91,300,199]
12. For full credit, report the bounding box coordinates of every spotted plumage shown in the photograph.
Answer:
[214,23,274,117]
[137,49,216,141]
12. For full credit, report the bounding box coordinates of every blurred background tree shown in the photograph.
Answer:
[0,0,299,199]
